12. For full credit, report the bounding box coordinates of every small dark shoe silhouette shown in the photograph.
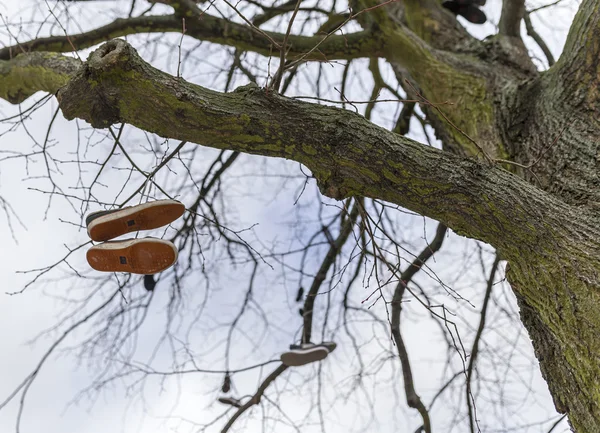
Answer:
[144,274,157,291]
[218,397,242,408]
[86,238,178,274]
[86,199,185,242]
[442,0,487,24]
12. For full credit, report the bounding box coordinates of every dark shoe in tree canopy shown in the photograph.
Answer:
[442,1,487,24]
[452,0,486,5]
[144,274,156,291]
[460,4,486,23]
[280,344,329,367]
[442,1,460,13]
[86,199,185,242]
[221,372,231,393]
[218,397,242,408]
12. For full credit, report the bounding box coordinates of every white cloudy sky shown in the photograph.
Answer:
[0,1,580,432]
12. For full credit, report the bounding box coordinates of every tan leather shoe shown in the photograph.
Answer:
[86,200,185,242]
[86,238,178,274]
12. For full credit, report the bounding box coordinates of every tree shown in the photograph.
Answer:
[0,0,595,432]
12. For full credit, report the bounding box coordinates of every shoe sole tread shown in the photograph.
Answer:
[86,238,177,274]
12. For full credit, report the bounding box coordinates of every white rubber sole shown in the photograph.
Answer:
[290,342,337,353]
[280,347,329,367]
[87,200,184,241]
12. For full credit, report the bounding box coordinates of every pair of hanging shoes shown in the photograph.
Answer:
[280,341,337,367]
[442,0,487,24]
[85,200,185,275]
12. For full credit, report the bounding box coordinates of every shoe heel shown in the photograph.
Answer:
[129,239,178,274]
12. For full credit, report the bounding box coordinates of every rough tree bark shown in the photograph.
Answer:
[2,0,600,431]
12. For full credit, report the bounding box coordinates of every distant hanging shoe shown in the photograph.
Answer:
[86,199,185,242]
[289,341,337,354]
[218,397,242,408]
[144,274,157,291]
[86,238,178,274]
[221,372,232,393]
[442,0,487,24]
[281,343,331,367]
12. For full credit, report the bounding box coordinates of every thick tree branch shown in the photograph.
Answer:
[499,0,525,37]
[547,0,600,109]
[2,3,514,159]
[4,40,595,263]
[0,14,379,62]
[557,0,600,64]
[382,27,506,159]
[523,12,555,66]
[502,1,600,210]
[397,0,473,51]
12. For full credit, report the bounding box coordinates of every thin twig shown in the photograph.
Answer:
[221,364,288,432]
[466,254,501,433]
[270,0,303,90]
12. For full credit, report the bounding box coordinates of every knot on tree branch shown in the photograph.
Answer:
[316,175,351,200]
[480,35,537,76]
[57,39,136,128]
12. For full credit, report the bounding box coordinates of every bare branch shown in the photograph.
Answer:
[302,200,359,343]
[389,223,448,433]
[466,254,501,433]
[0,14,379,62]
[499,0,526,37]
[524,12,555,66]
[220,364,288,432]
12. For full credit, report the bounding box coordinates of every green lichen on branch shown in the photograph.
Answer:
[383,27,501,158]
[508,237,600,432]
[0,52,80,103]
